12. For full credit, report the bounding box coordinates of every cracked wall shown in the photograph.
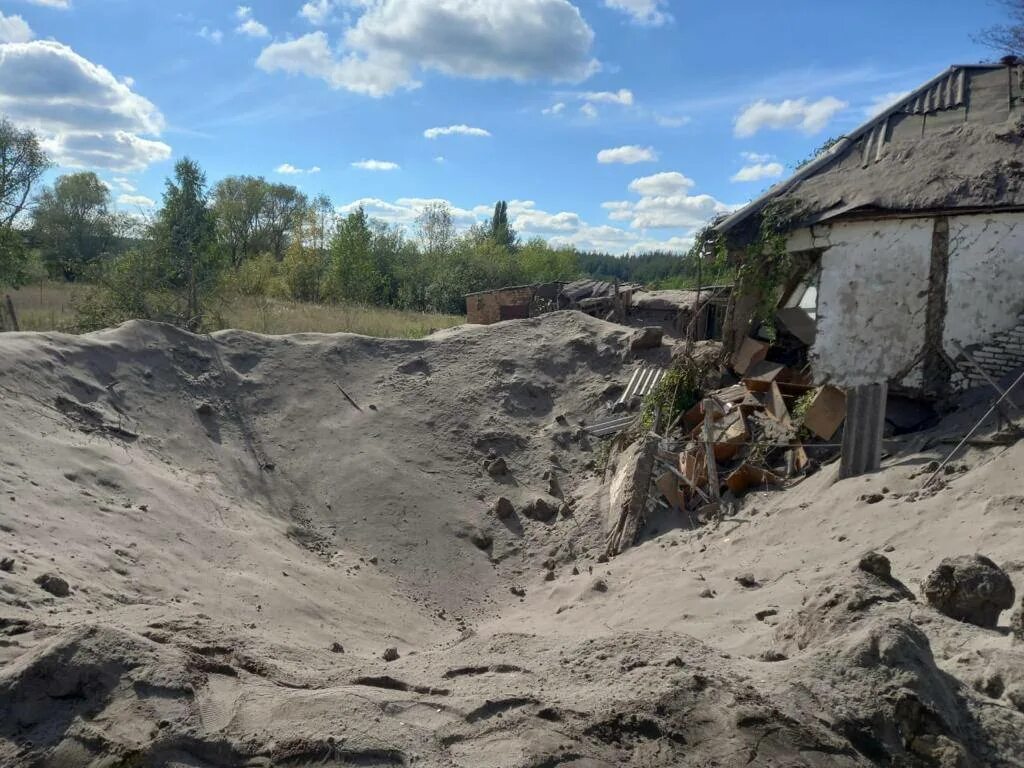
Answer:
[807,218,933,388]
[943,214,1024,354]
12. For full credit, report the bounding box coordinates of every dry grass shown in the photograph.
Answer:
[4,281,465,338]
[214,295,465,338]
[6,281,85,332]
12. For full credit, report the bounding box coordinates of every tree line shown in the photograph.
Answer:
[1,117,717,331]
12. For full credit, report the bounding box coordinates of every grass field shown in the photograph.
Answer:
[5,281,466,338]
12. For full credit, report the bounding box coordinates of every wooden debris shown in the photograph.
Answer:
[803,385,847,440]
[725,463,782,495]
[731,337,771,376]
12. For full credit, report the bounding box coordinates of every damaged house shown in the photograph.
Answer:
[716,61,1024,473]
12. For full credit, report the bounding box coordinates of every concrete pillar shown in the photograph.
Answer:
[839,382,888,479]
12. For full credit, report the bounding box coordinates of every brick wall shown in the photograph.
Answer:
[466,286,535,324]
[949,310,1024,392]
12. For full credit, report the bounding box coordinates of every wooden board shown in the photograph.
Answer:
[803,385,847,440]
[731,337,770,376]
[725,463,783,494]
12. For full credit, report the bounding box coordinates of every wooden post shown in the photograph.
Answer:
[2,294,19,332]
[702,398,721,502]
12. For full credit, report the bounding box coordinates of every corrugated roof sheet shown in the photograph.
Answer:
[715,63,1021,237]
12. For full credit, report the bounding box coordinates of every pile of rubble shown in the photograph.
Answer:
[602,336,849,556]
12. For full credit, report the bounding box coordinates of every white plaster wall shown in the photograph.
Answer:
[809,219,933,387]
[943,213,1024,353]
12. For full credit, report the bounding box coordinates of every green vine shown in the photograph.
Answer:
[640,357,709,432]
[734,199,800,339]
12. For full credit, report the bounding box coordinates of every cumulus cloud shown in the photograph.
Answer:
[275,163,320,174]
[0,12,33,44]
[352,159,400,171]
[235,5,270,38]
[300,0,337,25]
[605,170,737,231]
[0,40,171,171]
[542,102,566,115]
[26,0,70,8]
[111,176,136,192]
[734,96,847,137]
[628,171,693,197]
[602,0,671,25]
[579,103,597,119]
[730,161,784,183]
[741,151,773,163]
[580,88,633,106]
[257,0,597,98]
[596,145,657,164]
[424,124,490,139]
[199,26,224,44]
[117,193,155,208]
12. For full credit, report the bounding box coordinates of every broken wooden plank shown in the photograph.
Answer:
[725,463,783,495]
[803,385,847,440]
[702,399,721,502]
[731,337,771,376]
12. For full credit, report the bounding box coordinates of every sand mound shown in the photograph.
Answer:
[1,312,1023,766]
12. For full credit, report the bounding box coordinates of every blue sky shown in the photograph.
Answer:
[0,0,1007,253]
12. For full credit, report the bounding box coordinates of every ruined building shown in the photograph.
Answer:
[715,60,1024,474]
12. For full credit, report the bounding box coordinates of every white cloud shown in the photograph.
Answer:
[199,26,224,44]
[117,193,155,208]
[275,162,320,174]
[0,40,170,171]
[605,169,738,231]
[579,103,598,119]
[542,102,566,116]
[25,0,70,8]
[596,145,657,164]
[603,0,671,26]
[300,0,337,25]
[580,88,633,106]
[734,96,847,137]
[257,0,597,98]
[352,159,399,171]
[423,124,490,139]
[628,171,694,196]
[622,193,736,229]
[0,12,33,44]
[730,162,785,183]
[741,151,774,163]
[235,5,269,38]
[112,176,136,192]
[434,155,446,163]
[865,90,911,117]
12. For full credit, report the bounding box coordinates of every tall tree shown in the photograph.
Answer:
[488,200,517,250]
[416,202,455,258]
[976,1,1024,56]
[262,183,308,261]
[152,158,216,329]
[0,118,50,287]
[325,206,380,303]
[32,172,116,280]
[212,175,269,266]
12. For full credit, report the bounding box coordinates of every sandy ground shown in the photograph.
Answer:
[0,311,1022,767]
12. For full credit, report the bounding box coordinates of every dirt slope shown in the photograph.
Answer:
[0,312,1022,767]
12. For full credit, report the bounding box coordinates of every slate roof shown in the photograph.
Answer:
[716,62,1024,243]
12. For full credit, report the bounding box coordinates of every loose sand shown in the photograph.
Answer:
[1,312,1022,766]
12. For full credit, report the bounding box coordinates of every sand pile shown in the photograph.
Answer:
[1,312,1023,766]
